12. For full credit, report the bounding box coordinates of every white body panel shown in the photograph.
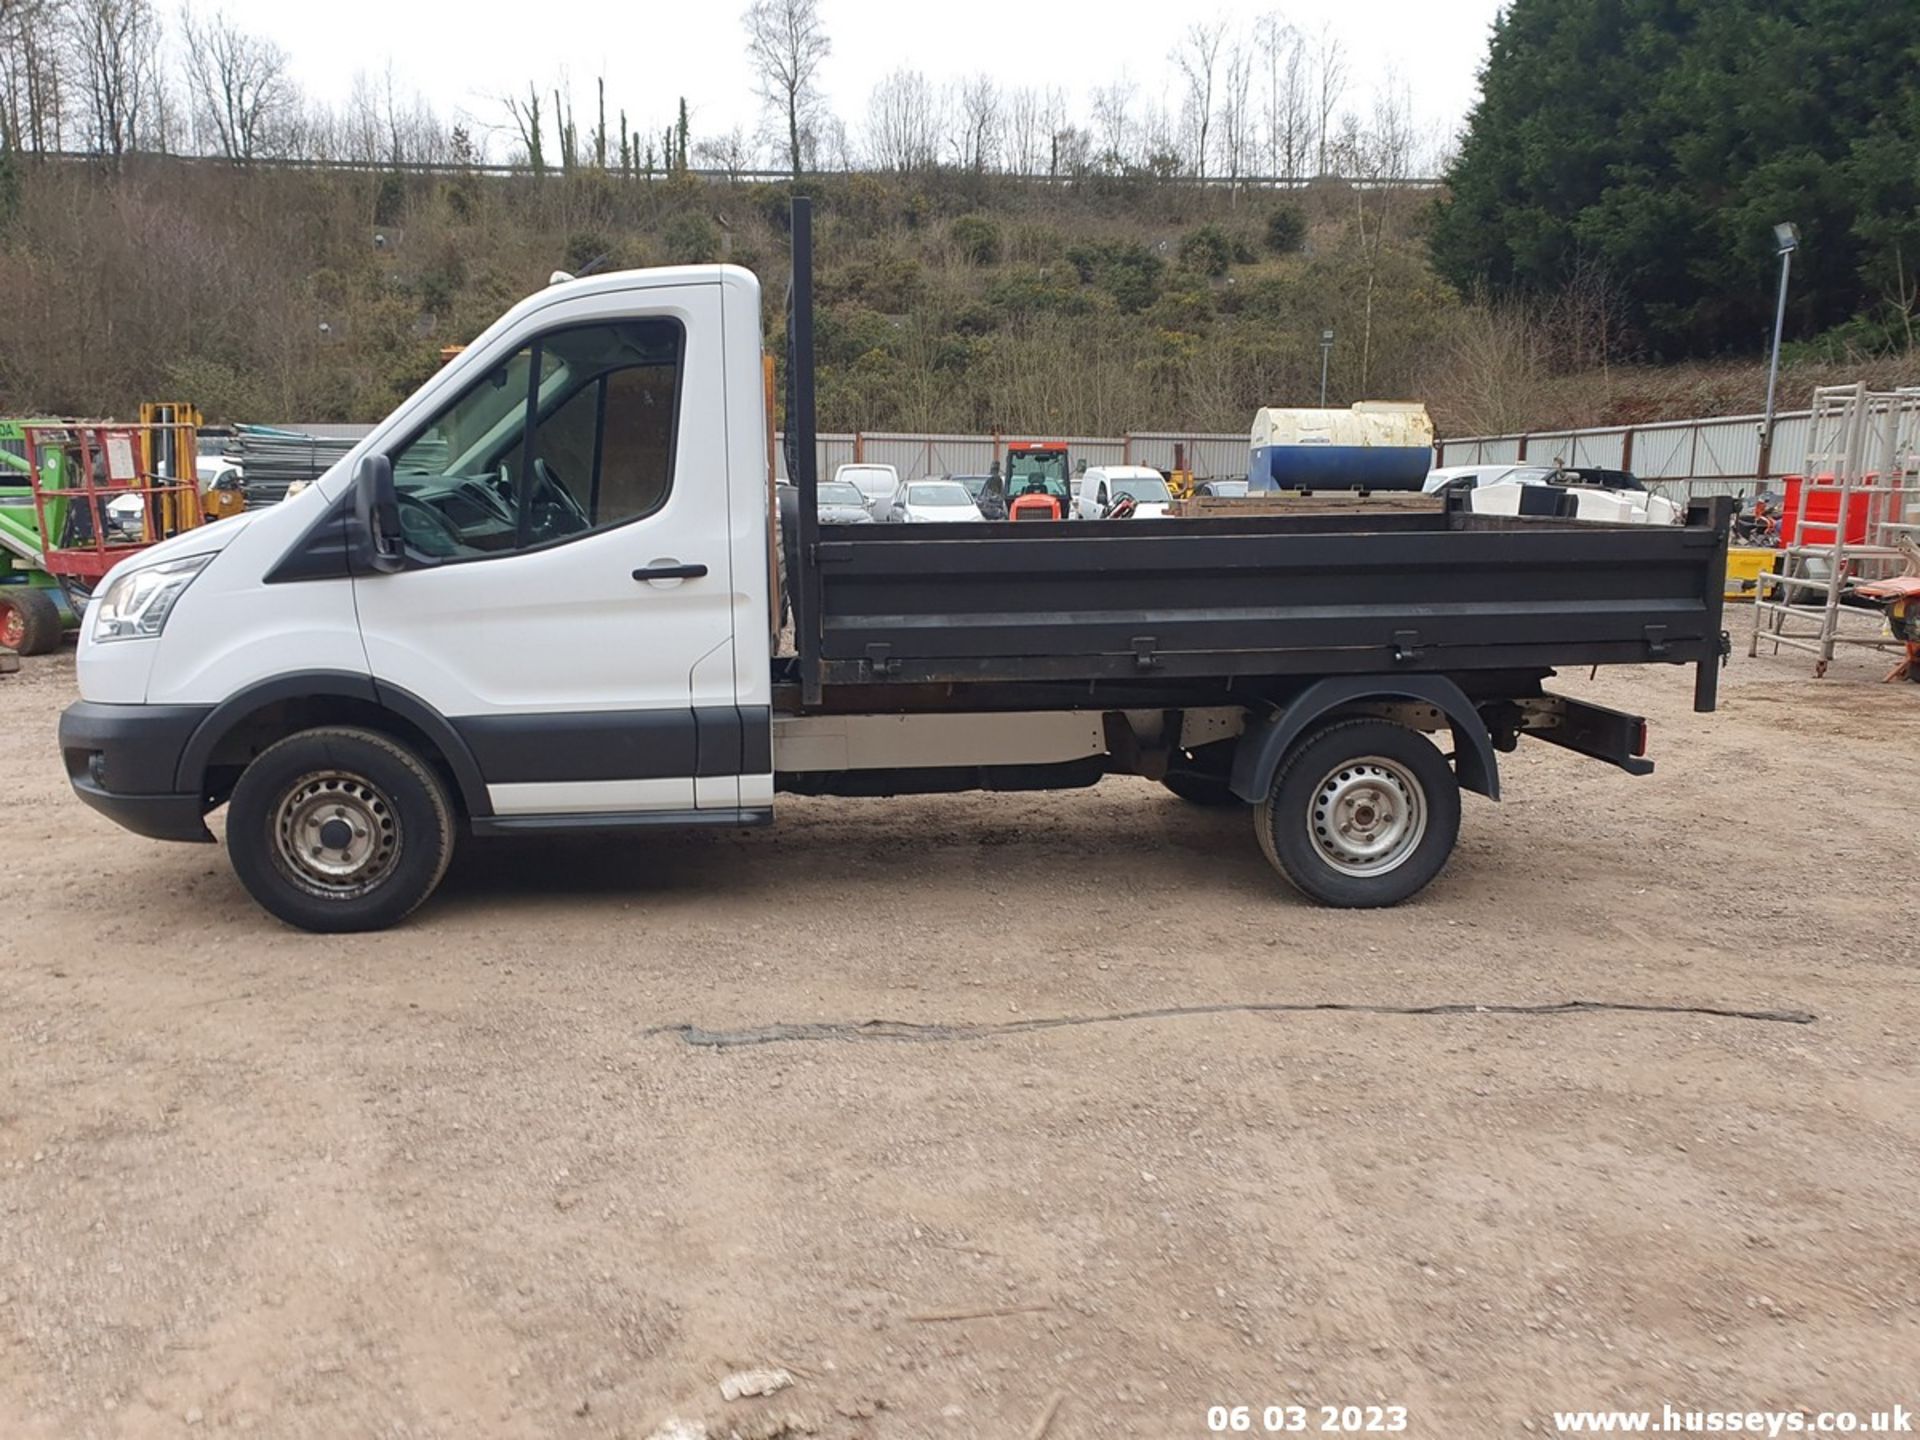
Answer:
[353,280,733,721]
[833,463,901,521]
[81,487,368,706]
[1469,482,1678,525]
[1075,466,1174,520]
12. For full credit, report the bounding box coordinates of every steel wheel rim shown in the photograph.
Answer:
[1308,755,1427,877]
[0,603,23,649]
[273,769,401,896]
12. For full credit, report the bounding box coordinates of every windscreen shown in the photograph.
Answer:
[1007,451,1068,501]
[909,482,973,507]
[1109,475,1172,503]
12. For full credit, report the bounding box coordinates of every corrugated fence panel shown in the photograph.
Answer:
[1631,425,1694,479]
[923,436,1000,476]
[1568,431,1627,468]
[1767,414,1811,477]
[859,435,938,478]
[1056,435,1129,469]
[1477,436,1523,464]
[772,433,855,481]
[1692,418,1763,478]
[1125,432,1248,477]
[1530,432,1575,464]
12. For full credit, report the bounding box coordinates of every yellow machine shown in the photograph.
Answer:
[1164,442,1198,500]
[135,402,227,525]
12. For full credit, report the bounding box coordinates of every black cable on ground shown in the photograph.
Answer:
[643,998,1816,1049]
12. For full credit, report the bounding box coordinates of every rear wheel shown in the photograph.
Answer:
[0,587,63,655]
[226,727,455,933]
[1256,718,1460,907]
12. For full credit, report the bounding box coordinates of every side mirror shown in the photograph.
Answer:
[351,453,405,574]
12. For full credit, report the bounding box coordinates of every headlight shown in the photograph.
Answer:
[90,553,213,643]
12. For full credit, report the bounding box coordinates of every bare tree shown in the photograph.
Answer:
[502,82,545,174]
[1041,86,1068,179]
[1,0,66,153]
[951,73,998,173]
[1003,85,1044,175]
[1313,24,1346,175]
[1090,75,1132,172]
[743,0,828,179]
[181,8,291,163]
[692,123,750,181]
[1217,36,1255,194]
[1171,17,1224,180]
[65,0,158,162]
[865,67,936,172]
[1257,13,1311,179]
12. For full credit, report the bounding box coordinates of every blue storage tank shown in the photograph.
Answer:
[1248,403,1435,492]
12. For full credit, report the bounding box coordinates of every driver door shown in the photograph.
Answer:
[353,283,739,819]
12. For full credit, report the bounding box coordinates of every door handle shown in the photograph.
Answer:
[632,562,709,582]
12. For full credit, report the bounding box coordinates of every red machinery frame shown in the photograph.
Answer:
[24,422,205,590]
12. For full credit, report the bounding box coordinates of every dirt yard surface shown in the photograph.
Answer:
[3,647,1917,1440]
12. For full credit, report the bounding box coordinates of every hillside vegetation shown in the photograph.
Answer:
[0,158,1909,441]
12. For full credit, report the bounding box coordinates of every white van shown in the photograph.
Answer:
[833,462,900,521]
[1074,466,1175,519]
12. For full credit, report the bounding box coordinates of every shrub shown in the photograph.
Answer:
[1265,206,1308,255]
[1178,224,1233,278]
[662,212,720,264]
[950,214,1002,265]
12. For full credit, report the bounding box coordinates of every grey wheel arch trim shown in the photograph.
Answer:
[174,671,494,818]
[1227,675,1500,804]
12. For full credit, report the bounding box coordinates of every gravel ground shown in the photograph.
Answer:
[3,644,1917,1439]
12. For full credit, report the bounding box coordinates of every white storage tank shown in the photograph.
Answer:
[1249,402,1435,492]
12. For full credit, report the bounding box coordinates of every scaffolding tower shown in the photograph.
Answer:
[1749,384,1920,676]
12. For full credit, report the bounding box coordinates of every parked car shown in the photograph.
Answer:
[816,479,875,524]
[1075,465,1175,519]
[887,479,985,523]
[833,463,901,521]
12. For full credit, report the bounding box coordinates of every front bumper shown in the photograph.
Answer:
[59,700,216,842]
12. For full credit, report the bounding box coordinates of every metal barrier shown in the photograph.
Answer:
[1434,409,1823,491]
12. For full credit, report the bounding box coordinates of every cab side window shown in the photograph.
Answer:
[390,318,683,561]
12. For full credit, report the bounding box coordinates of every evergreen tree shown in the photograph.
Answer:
[1431,0,1920,356]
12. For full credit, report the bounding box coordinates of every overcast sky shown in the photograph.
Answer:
[176,0,1504,169]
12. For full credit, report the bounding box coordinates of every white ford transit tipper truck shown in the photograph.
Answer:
[58,201,1731,932]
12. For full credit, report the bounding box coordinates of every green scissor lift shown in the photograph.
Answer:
[0,419,81,655]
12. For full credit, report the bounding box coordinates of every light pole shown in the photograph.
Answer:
[1762,222,1798,456]
[1319,329,1334,407]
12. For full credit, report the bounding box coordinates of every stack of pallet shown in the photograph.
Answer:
[229,426,359,508]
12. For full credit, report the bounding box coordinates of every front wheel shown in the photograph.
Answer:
[226,727,455,933]
[1256,718,1461,907]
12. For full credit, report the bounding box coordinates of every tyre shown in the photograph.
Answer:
[1256,717,1461,908]
[226,727,455,933]
[1161,770,1240,807]
[0,586,63,655]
